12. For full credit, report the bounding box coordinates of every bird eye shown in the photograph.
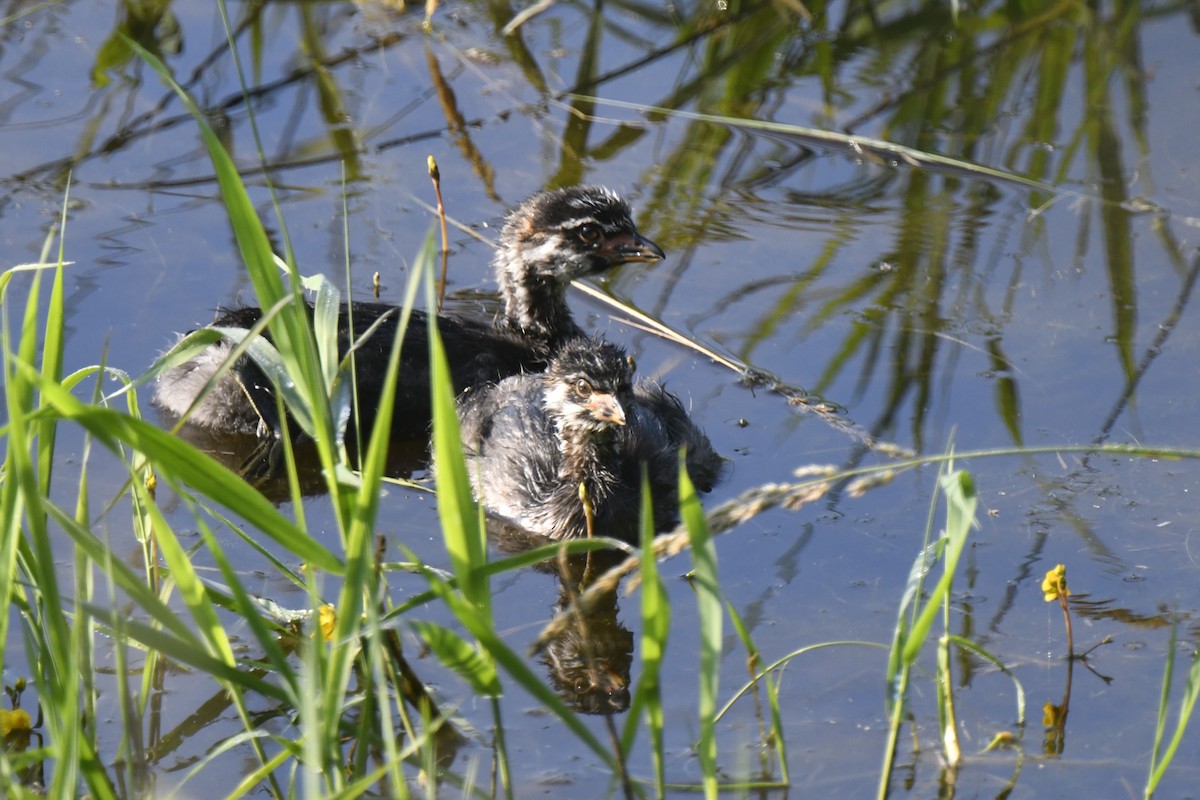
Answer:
[575,224,602,248]
[574,378,593,397]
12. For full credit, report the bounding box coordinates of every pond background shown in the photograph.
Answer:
[3,0,1200,796]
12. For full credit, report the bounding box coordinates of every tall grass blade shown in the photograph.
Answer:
[879,464,976,800]
[195,516,298,692]
[5,250,97,799]
[426,240,488,610]
[1145,629,1200,797]
[0,227,75,796]
[127,34,337,468]
[132,484,284,792]
[901,470,976,665]
[310,274,342,411]
[36,182,69,496]
[411,620,501,696]
[22,365,342,572]
[418,570,617,770]
[621,474,669,793]
[681,454,721,799]
[80,604,287,700]
[1146,624,1177,795]
[723,596,788,785]
[422,234,519,795]
[946,634,1026,727]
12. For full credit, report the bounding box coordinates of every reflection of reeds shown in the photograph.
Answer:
[529,0,1186,467]
[10,1,1200,796]
[11,138,1200,800]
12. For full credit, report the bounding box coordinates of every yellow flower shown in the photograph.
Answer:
[1,708,32,736]
[319,604,337,642]
[1042,701,1066,728]
[1041,564,1070,602]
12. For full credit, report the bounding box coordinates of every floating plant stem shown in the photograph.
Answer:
[428,155,450,311]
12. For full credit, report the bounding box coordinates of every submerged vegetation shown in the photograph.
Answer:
[3,0,1200,797]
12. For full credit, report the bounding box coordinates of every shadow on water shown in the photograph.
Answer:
[167,419,431,501]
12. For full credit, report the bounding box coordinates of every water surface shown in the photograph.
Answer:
[3,0,1200,796]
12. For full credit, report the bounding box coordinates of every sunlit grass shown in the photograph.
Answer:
[878,461,978,798]
[6,215,1200,795]
[1145,627,1200,799]
[4,18,1200,800]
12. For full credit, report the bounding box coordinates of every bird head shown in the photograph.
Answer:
[498,186,665,284]
[544,338,636,434]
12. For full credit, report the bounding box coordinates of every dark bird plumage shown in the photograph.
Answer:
[456,338,724,542]
[152,186,664,441]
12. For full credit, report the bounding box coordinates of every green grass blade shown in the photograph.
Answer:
[136,488,286,793]
[36,184,69,497]
[136,487,237,667]
[127,34,338,472]
[419,571,617,771]
[718,641,888,721]
[316,238,423,792]
[311,273,341,392]
[724,595,788,784]
[680,455,721,800]
[900,470,976,665]
[1146,624,1177,792]
[20,361,342,573]
[621,473,669,793]
[426,239,487,610]
[195,518,298,691]
[211,325,319,438]
[125,38,283,327]
[42,502,197,644]
[410,620,501,696]
[81,605,287,701]
[0,268,32,715]
[6,253,85,799]
[1145,633,1200,796]
[946,634,1026,727]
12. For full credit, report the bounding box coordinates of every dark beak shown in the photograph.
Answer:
[598,231,665,265]
[585,392,627,426]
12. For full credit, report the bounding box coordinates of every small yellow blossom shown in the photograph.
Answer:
[1041,564,1070,602]
[1043,701,1067,728]
[318,604,337,642]
[1,708,32,736]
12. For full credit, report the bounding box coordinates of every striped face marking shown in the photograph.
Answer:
[543,340,636,436]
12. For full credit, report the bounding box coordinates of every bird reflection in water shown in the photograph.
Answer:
[490,523,635,715]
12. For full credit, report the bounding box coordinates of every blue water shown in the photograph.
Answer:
[3,0,1200,796]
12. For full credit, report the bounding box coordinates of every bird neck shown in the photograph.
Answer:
[498,259,583,348]
[556,423,620,492]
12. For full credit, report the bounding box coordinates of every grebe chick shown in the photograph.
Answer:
[456,338,722,542]
[153,186,664,442]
